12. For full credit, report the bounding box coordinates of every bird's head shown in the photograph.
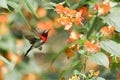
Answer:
[41,29,51,37]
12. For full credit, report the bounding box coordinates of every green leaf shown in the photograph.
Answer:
[74,70,86,78]
[89,52,109,68]
[71,0,86,9]
[0,56,13,70]
[90,77,105,80]
[100,40,120,57]
[39,0,54,10]
[0,56,10,65]
[49,2,57,7]
[0,34,16,53]
[65,0,71,7]
[44,5,54,10]
[59,60,80,79]
[87,15,97,39]
[23,0,38,18]
[7,1,31,28]
[111,7,120,13]
[102,8,120,32]
[51,39,85,64]
[0,0,8,9]
[19,60,41,73]
[7,1,21,12]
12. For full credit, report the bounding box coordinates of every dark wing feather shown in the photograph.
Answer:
[21,26,39,44]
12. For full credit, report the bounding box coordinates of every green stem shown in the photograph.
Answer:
[65,0,71,7]
[18,11,31,29]
[87,15,98,39]
[23,0,38,18]
[80,55,88,80]
[70,0,86,9]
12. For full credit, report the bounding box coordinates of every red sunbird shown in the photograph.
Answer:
[22,26,50,57]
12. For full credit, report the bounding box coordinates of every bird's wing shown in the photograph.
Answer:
[21,26,39,44]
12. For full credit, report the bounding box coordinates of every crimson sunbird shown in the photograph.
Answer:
[22,26,50,57]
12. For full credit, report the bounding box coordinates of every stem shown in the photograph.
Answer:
[87,15,97,39]
[80,55,88,80]
[19,11,31,29]
[23,0,38,18]
[65,0,71,7]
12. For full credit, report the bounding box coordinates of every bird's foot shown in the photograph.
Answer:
[38,46,42,50]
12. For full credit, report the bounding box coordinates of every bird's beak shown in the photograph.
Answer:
[46,29,51,33]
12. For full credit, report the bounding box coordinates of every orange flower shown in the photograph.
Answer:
[61,77,66,80]
[94,70,100,77]
[117,73,120,80]
[55,4,84,31]
[57,17,72,30]
[76,7,88,16]
[74,11,84,26]
[85,40,100,53]
[94,2,111,15]
[37,20,56,36]
[0,14,7,23]
[73,17,83,26]
[55,4,64,14]
[37,7,47,18]
[65,48,74,59]
[0,55,5,67]
[0,71,4,80]
[69,74,80,80]
[6,52,22,64]
[1,66,8,74]
[64,7,76,17]
[17,39,23,47]
[67,31,83,43]
[65,44,80,59]
[100,26,115,36]
[89,70,100,77]
[0,14,9,35]
[23,73,37,80]
[54,18,63,28]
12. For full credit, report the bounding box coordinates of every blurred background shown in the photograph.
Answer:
[0,0,120,80]
[0,0,74,80]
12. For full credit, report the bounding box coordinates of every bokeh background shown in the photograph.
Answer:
[0,0,120,80]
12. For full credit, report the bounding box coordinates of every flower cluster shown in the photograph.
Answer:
[0,14,9,35]
[94,1,111,15]
[55,4,84,31]
[85,40,100,53]
[88,70,100,78]
[66,31,84,43]
[65,44,80,59]
[36,7,47,18]
[100,26,115,37]
[69,74,80,80]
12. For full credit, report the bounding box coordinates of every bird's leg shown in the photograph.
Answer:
[38,46,42,50]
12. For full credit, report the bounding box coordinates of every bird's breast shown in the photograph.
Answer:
[39,35,47,43]
[34,39,43,48]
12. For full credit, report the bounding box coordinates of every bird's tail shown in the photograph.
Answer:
[24,43,34,57]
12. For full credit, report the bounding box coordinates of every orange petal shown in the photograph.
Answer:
[65,48,74,59]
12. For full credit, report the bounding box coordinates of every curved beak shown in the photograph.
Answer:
[46,29,51,33]
[48,29,51,32]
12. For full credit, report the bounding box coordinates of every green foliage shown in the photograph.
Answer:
[101,40,120,57]
[0,0,120,80]
[0,0,8,9]
[23,0,38,18]
[89,52,109,68]
[0,34,16,53]
[89,77,105,80]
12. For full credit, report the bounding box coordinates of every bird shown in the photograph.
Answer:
[21,26,50,57]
